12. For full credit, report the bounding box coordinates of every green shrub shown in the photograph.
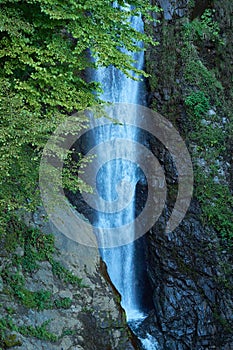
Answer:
[183,9,223,43]
[185,91,210,118]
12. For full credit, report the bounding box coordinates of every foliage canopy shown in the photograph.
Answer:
[0,0,158,233]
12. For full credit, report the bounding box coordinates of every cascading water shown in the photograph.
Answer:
[93,12,145,322]
[91,9,159,350]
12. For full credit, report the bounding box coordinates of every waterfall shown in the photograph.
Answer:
[92,11,145,322]
[91,9,160,350]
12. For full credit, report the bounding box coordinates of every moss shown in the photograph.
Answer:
[3,218,24,253]
[213,309,233,333]
[51,259,84,287]
[3,334,22,348]
[2,267,53,311]
[0,317,57,344]
[169,247,199,281]
[1,215,84,315]
[18,289,53,310]
[19,321,57,342]
[5,307,16,316]
[54,297,72,309]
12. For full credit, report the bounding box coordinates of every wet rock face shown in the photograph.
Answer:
[142,0,233,349]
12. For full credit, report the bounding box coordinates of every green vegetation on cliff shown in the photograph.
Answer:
[146,3,232,242]
[182,8,233,241]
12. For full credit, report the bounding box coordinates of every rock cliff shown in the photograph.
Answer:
[0,210,136,350]
[141,0,233,349]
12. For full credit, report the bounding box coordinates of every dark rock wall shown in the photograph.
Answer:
[143,0,233,349]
